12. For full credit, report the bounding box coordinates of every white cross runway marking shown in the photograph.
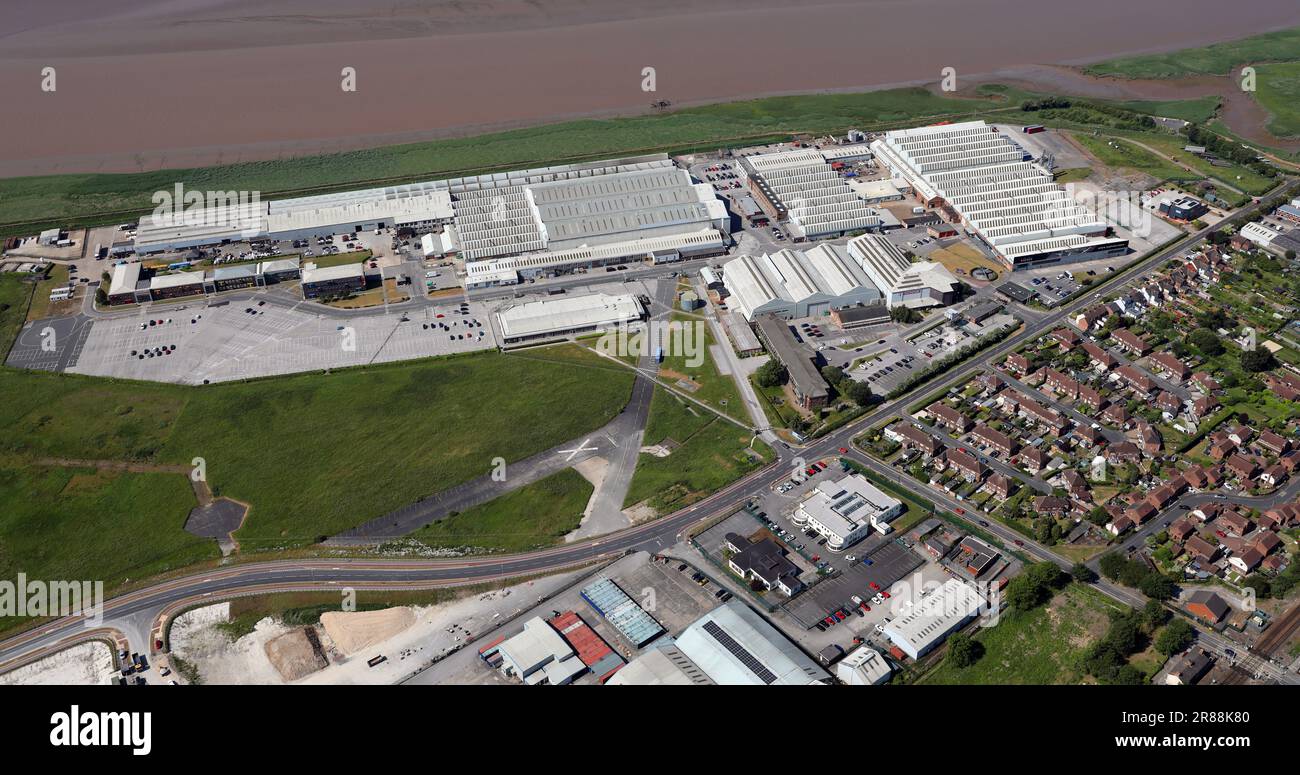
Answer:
[558,438,598,462]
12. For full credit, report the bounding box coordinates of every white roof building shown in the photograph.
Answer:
[495,292,645,344]
[836,646,893,685]
[267,186,453,239]
[847,234,960,309]
[743,149,884,239]
[1240,221,1280,248]
[871,121,1128,269]
[674,600,829,685]
[134,199,266,254]
[721,244,881,321]
[793,473,904,550]
[300,262,365,286]
[606,644,713,686]
[497,617,585,685]
[464,228,725,288]
[882,578,985,660]
[107,262,142,298]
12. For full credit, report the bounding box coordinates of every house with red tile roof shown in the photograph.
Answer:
[1225,454,1259,481]
[1111,328,1151,356]
[1184,535,1219,563]
[1083,342,1118,370]
[927,402,973,433]
[1258,430,1290,455]
[1148,351,1191,381]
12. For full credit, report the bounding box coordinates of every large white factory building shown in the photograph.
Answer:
[871,121,1129,270]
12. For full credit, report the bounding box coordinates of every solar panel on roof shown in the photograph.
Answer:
[702,620,778,685]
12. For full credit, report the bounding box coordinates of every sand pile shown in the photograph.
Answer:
[320,607,416,656]
[264,628,327,681]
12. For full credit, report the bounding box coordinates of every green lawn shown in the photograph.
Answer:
[0,87,1018,231]
[919,584,1120,684]
[624,387,772,513]
[0,465,217,597]
[1085,26,1300,78]
[1069,132,1186,180]
[0,345,634,569]
[306,250,371,269]
[407,468,593,553]
[657,311,744,421]
[0,277,35,356]
[1104,96,1222,124]
[1253,61,1300,139]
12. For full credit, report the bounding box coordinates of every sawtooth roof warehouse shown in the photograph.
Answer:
[871,121,1130,270]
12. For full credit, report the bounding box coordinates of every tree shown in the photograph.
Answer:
[1143,599,1170,629]
[1071,562,1096,583]
[1189,328,1224,356]
[1006,561,1063,611]
[94,287,108,306]
[890,306,921,324]
[820,365,846,387]
[845,380,874,407]
[1139,573,1175,601]
[1240,348,1277,372]
[1154,619,1195,656]
[755,359,788,388]
[945,632,984,668]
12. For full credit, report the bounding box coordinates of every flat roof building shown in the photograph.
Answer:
[300,262,366,299]
[793,473,904,550]
[495,292,645,345]
[882,578,985,660]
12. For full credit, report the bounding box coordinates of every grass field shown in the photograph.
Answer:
[0,465,216,598]
[407,468,593,553]
[1084,26,1300,78]
[927,242,1002,281]
[656,311,745,421]
[1069,132,1186,180]
[918,583,1120,684]
[26,265,76,321]
[0,344,634,583]
[1254,61,1300,139]
[1103,96,1222,124]
[0,277,35,355]
[0,87,1016,231]
[624,387,772,513]
[306,250,371,269]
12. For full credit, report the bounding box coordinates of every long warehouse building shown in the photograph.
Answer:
[721,243,883,321]
[871,121,1128,270]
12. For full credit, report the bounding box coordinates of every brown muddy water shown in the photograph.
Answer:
[0,0,1297,177]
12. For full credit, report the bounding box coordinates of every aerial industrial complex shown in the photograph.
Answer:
[6,48,1300,702]
[871,121,1130,269]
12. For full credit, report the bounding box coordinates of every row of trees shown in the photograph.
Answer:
[1098,552,1177,600]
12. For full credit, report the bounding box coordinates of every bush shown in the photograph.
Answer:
[945,632,984,668]
[1154,619,1195,656]
[755,359,788,388]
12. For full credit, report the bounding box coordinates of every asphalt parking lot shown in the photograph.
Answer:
[853,313,1015,394]
[63,298,497,384]
[6,315,95,372]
